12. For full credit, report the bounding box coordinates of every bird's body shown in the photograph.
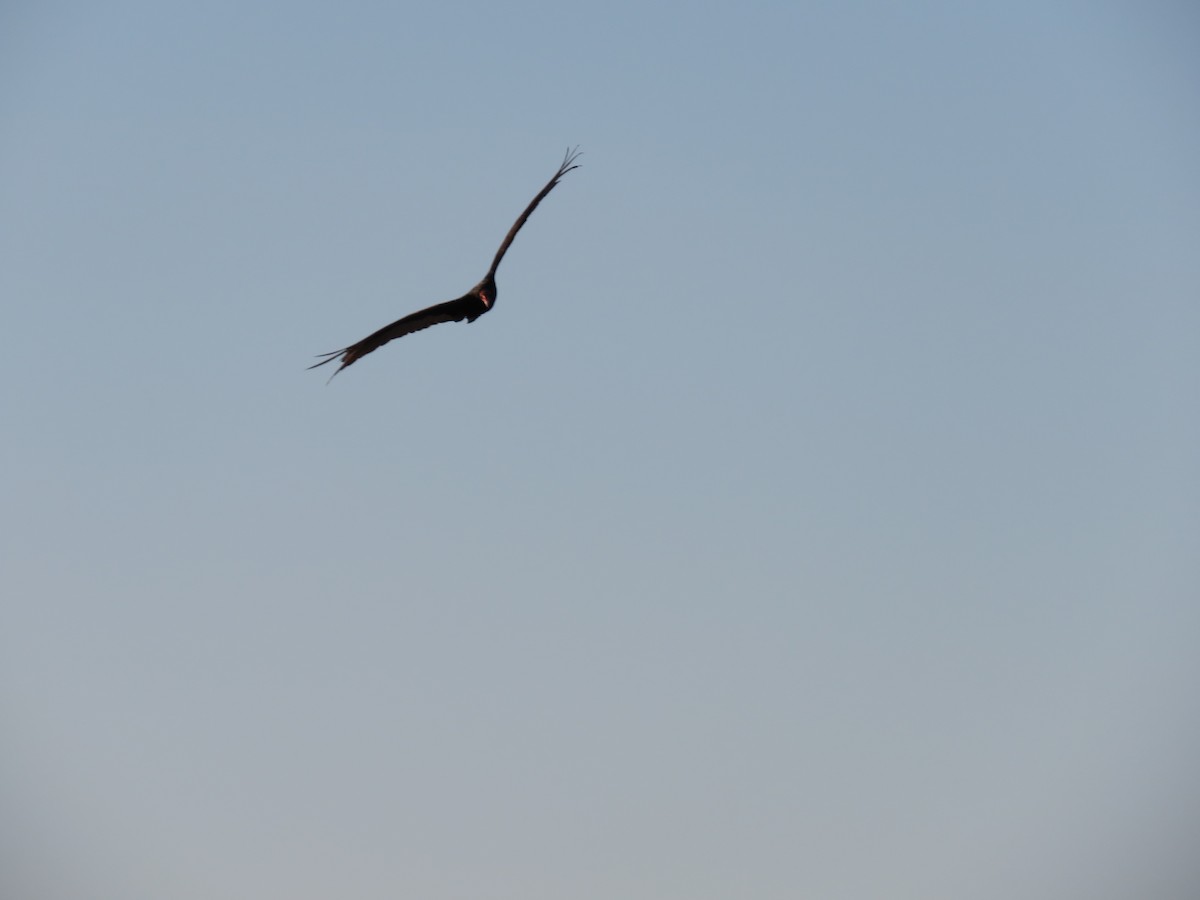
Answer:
[310,148,580,380]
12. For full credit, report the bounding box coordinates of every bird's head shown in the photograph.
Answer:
[477,277,497,309]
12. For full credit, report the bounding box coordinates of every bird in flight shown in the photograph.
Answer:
[310,147,581,380]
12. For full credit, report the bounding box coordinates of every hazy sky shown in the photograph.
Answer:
[2,2,1198,898]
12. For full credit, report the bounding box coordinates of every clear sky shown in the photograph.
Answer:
[2,2,1198,898]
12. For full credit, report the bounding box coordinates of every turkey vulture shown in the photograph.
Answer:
[310,147,581,380]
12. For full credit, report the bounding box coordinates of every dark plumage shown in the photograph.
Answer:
[310,148,581,380]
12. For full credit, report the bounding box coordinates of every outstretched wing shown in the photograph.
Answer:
[309,295,481,380]
[486,146,581,280]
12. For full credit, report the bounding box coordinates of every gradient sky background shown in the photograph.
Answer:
[2,2,1198,898]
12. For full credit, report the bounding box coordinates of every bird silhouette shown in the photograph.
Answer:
[310,147,581,380]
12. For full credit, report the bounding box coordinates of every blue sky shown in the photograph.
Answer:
[2,2,1198,898]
